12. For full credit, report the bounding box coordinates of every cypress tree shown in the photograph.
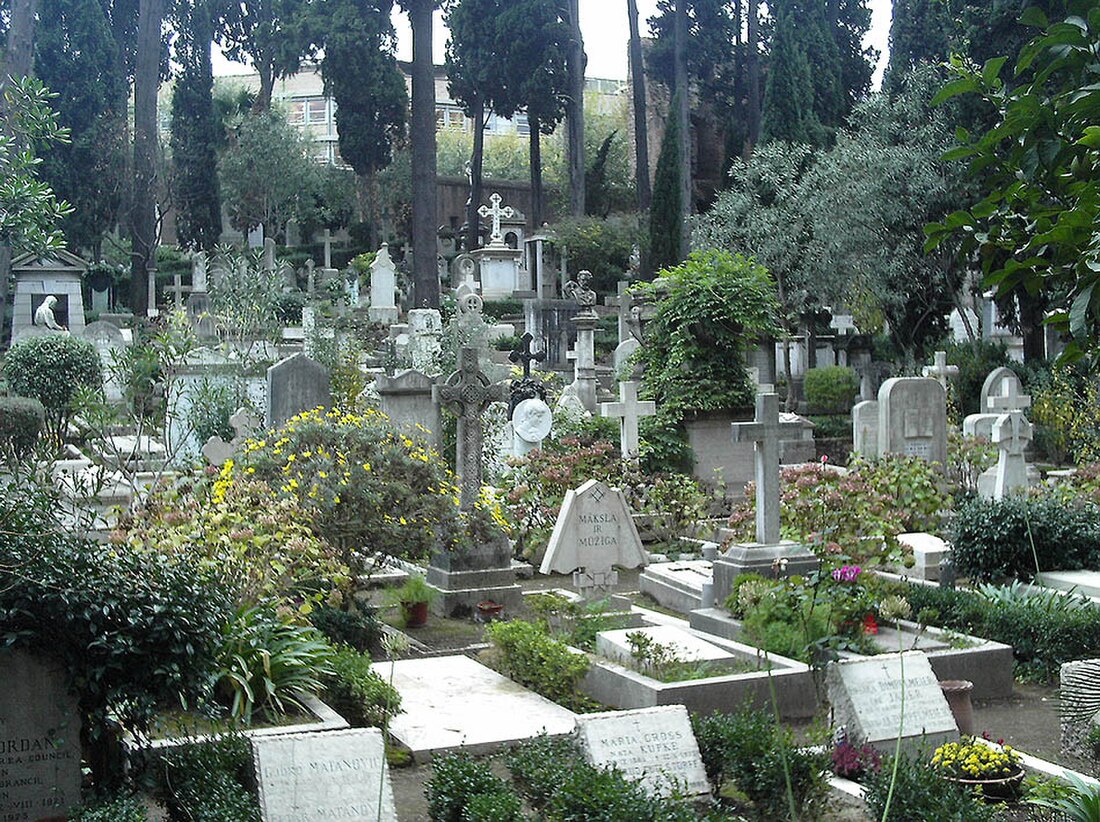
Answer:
[171,0,222,251]
[649,96,684,274]
[760,11,819,145]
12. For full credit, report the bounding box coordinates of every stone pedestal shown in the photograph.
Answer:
[427,536,522,618]
[711,535,820,605]
[472,245,522,300]
[573,313,598,413]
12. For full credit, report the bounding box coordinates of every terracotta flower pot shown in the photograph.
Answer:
[477,600,504,622]
[402,600,429,628]
[939,679,975,736]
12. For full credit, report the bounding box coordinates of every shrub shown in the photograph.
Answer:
[863,754,999,821]
[507,734,583,811]
[213,606,335,724]
[804,366,859,413]
[427,752,513,822]
[946,430,997,494]
[69,794,149,821]
[310,604,384,653]
[943,339,1011,417]
[4,334,102,440]
[542,762,662,822]
[806,414,852,440]
[322,644,401,728]
[951,495,1100,581]
[157,735,261,822]
[461,789,526,822]
[692,708,829,820]
[1030,361,1100,465]
[484,619,594,712]
[550,213,641,294]
[0,395,44,460]
[186,378,248,446]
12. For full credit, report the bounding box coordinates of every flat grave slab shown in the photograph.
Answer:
[639,560,713,613]
[576,705,710,798]
[596,625,737,668]
[253,728,394,822]
[374,655,576,757]
[1036,570,1100,599]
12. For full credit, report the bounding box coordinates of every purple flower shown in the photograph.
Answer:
[831,564,862,583]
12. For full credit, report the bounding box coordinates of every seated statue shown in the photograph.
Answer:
[33,295,68,332]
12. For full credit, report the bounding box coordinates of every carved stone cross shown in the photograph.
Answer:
[987,377,1032,414]
[478,192,514,247]
[992,410,1033,499]
[599,381,656,459]
[922,350,959,390]
[508,332,545,380]
[433,347,509,510]
[730,393,803,545]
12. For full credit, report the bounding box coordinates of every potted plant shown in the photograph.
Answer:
[388,573,439,628]
[930,736,1024,799]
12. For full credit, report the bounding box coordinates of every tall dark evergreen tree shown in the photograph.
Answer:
[35,0,127,256]
[885,0,953,88]
[321,0,407,249]
[130,0,164,316]
[171,0,222,251]
[562,0,586,216]
[627,0,651,211]
[649,93,684,274]
[760,10,818,144]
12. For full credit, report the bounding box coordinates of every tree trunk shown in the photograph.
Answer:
[253,57,275,113]
[409,0,439,307]
[130,0,164,317]
[674,0,691,254]
[529,114,544,228]
[745,0,761,151]
[3,0,38,82]
[564,0,586,217]
[465,98,486,252]
[627,0,651,212]
[1017,290,1047,363]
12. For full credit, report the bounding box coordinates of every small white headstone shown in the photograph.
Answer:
[369,244,399,324]
[826,651,958,753]
[253,728,395,822]
[851,400,879,457]
[575,705,710,798]
[991,411,1033,499]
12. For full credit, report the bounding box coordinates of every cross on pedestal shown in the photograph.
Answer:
[731,393,803,545]
[992,411,1033,499]
[478,192,514,247]
[599,381,656,459]
[987,377,1032,414]
[509,332,545,379]
[922,351,959,389]
[434,346,509,510]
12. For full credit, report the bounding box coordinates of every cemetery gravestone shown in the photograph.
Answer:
[981,367,1028,414]
[990,411,1033,499]
[877,378,947,466]
[826,651,958,754]
[369,244,399,325]
[252,728,395,822]
[851,400,879,457]
[564,271,599,412]
[82,321,128,403]
[575,706,710,798]
[921,350,958,390]
[600,381,656,460]
[473,193,523,299]
[267,353,331,428]
[0,649,82,821]
[203,408,262,467]
[10,250,88,346]
[374,370,441,448]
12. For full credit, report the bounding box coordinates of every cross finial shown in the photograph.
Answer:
[987,376,1032,414]
[730,393,803,545]
[477,192,515,247]
[599,381,656,459]
[508,332,545,380]
[922,351,959,389]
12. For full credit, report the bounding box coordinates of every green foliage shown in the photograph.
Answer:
[761,9,822,145]
[213,606,335,724]
[803,366,859,413]
[946,431,997,494]
[1030,770,1100,822]
[925,4,1100,359]
[805,414,851,440]
[633,250,781,425]
[942,340,1012,416]
[0,493,232,777]
[951,495,1100,581]
[507,734,584,811]
[0,396,44,461]
[69,794,149,822]
[323,644,401,728]
[863,754,999,821]
[4,334,102,441]
[427,752,515,822]
[310,604,384,653]
[185,378,244,446]
[462,788,527,822]
[157,735,261,822]
[692,708,830,820]
[387,572,441,606]
[648,93,684,273]
[484,619,594,712]
[1030,363,1100,465]
[904,582,1100,682]
[205,246,285,347]
[550,214,642,294]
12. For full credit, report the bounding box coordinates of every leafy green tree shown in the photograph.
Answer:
[926,3,1100,360]
[218,111,318,240]
[216,0,312,112]
[320,0,407,250]
[171,0,223,251]
[649,93,684,273]
[34,0,127,256]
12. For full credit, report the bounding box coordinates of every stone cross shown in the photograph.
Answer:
[323,229,333,269]
[600,381,656,459]
[988,377,1032,414]
[508,332,545,379]
[434,346,509,510]
[192,251,208,293]
[992,411,1033,499]
[202,408,262,467]
[168,272,187,310]
[478,192,514,247]
[731,393,803,545]
[922,351,959,389]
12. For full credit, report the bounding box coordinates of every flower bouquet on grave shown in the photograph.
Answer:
[930,736,1024,799]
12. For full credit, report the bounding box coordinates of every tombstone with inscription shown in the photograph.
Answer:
[253,728,395,822]
[0,649,82,820]
[575,706,710,799]
[405,308,443,374]
[540,478,648,599]
[851,400,879,457]
[826,651,958,754]
[877,378,947,466]
[266,353,331,428]
[374,370,441,448]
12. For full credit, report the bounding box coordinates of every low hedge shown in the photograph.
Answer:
[951,495,1100,580]
[0,395,44,460]
[427,752,522,822]
[904,582,1100,682]
[804,366,859,414]
[484,619,594,712]
[322,644,401,728]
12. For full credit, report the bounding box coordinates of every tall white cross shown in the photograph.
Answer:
[992,411,1033,499]
[922,351,959,389]
[599,381,656,459]
[987,377,1032,414]
[478,192,514,247]
[731,393,803,545]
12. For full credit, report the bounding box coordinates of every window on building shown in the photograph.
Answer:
[289,101,306,125]
[306,99,328,123]
[515,113,530,136]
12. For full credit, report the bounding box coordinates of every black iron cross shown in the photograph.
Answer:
[508,332,545,380]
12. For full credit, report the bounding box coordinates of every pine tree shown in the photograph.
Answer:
[171,0,222,251]
[649,96,684,274]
